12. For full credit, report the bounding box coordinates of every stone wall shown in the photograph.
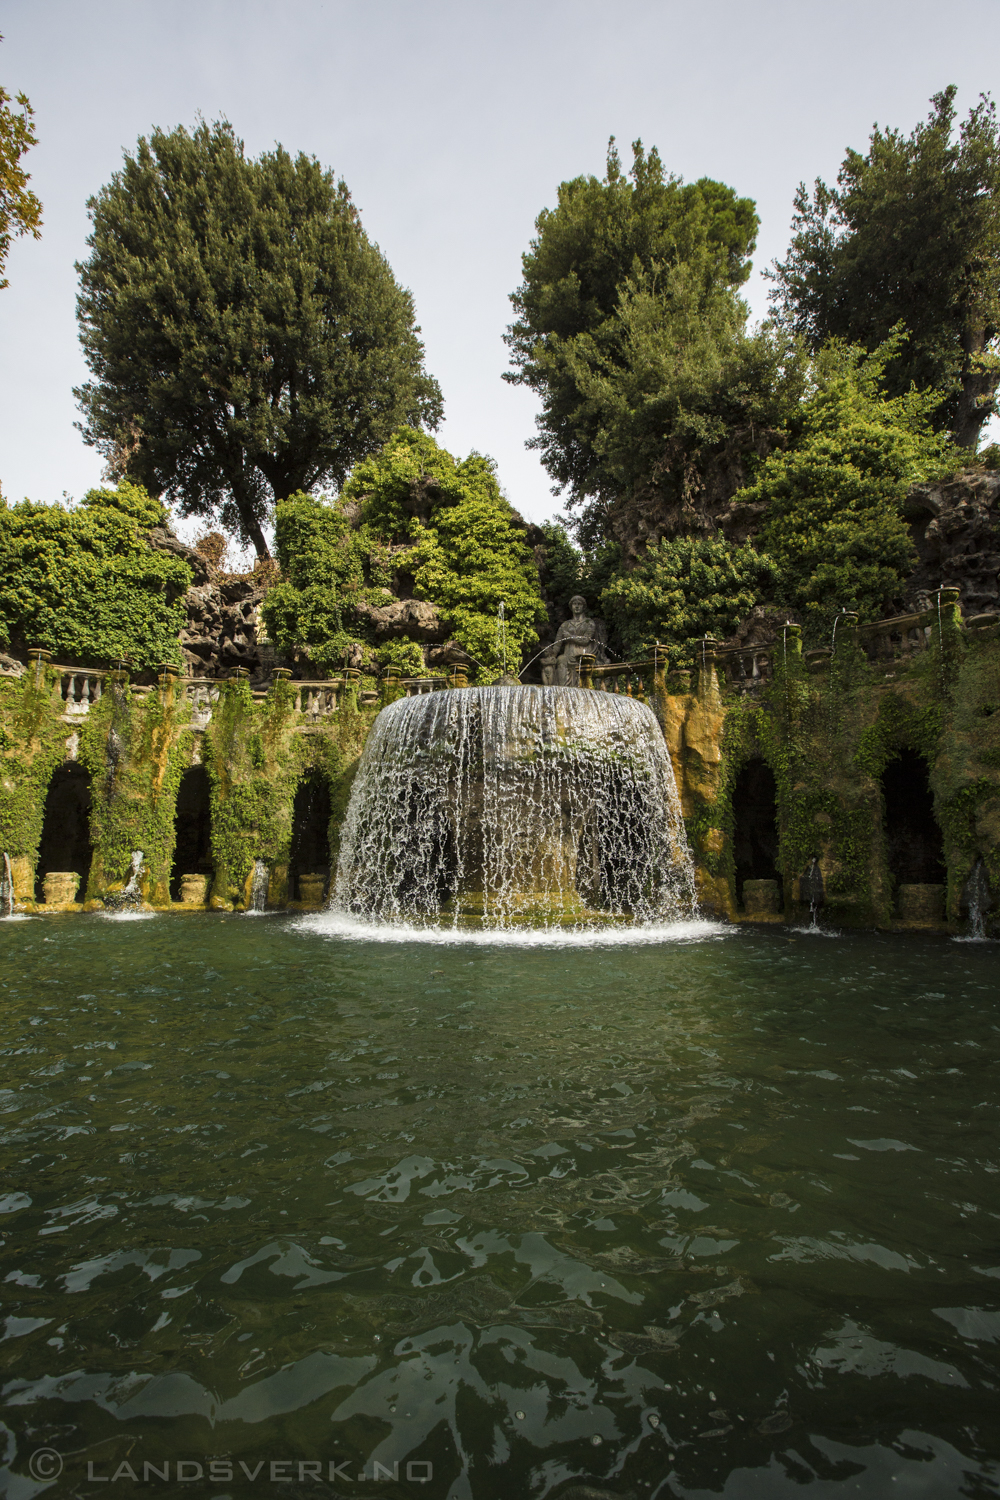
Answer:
[1,604,997,929]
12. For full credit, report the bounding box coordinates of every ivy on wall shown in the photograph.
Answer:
[202,677,375,905]
[77,678,194,902]
[0,670,74,877]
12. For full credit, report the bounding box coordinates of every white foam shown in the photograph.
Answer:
[293,910,728,948]
[99,910,158,921]
[0,912,31,922]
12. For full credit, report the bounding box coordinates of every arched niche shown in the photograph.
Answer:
[881,749,945,886]
[731,757,781,909]
[288,771,333,900]
[36,762,94,902]
[170,765,213,899]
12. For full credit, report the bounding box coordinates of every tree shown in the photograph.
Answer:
[0,37,42,289]
[75,120,443,558]
[768,88,1000,450]
[504,139,807,549]
[739,342,956,637]
[0,482,191,667]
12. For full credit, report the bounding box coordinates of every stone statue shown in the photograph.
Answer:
[540,596,608,686]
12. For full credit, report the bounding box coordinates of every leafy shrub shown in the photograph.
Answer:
[0,481,191,666]
[265,429,546,681]
[601,534,777,665]
[739,341,957,637]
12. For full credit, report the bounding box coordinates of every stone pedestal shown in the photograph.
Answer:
[42,871,80,904]
[298,874,327,905]
[742,879,782,918]
[179,874,209,905]
[897,883,946,924]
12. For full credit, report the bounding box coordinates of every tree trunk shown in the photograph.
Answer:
[954,320,1000,450]
[244,511,271,560]
[229,472,272,559]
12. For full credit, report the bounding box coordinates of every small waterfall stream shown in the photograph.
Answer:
[0,852,13,918]
[333,686,695,928]
[104,851,145,912]
[249,859,269,913]
[963,857,992,941]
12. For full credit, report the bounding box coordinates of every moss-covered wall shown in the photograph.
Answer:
[659,609,1000,930]
[2,612,997,928]
[0,667,379,911]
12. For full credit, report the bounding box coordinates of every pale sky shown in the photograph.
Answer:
[1,0,998,556]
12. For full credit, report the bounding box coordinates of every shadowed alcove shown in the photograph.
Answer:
[170,766,213,899]
[288,772,332,901]
[881,749,946,885]
[36,762,94,902]
[732,757,781,907]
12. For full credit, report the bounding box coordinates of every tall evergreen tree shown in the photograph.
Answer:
[768,88,1000,450]
[505,139,804,549]
[75,120,443,557]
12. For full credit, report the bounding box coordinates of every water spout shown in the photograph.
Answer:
[249,859,269,914]
[0,852,13,917]
[802,857,824,932]
[333,685,695,929]
[962,857,992,942]
[105,851,145,912]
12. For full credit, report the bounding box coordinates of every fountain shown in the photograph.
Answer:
[103,850,146,911]
[0,852,14,917]
[801,857,825,931]
[248,858,269,913]
[332,684,695,928]
[961,857,993,941]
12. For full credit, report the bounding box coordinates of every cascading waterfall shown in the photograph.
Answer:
[249,859,269,913]
[0,852,13,918]
[332,686,696,928]
[122,850,144,900]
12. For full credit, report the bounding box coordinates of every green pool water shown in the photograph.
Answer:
[1,913,998,1499]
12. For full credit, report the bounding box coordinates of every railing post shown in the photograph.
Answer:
[578,653,595,690]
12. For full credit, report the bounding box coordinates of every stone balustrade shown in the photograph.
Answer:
[59,668,106,714]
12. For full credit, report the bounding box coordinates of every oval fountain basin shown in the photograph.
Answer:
[333,685,695,928]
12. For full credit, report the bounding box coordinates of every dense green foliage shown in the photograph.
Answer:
[745,344,956,636]
[75,119,442,557]
[263,429,545,680]
[505,138,808,544]
[601,534,777,665]
[0,40,42,289]
[0,481,191,666]
[769,88,1000,449]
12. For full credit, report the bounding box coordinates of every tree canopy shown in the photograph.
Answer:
[75,120,442,558]
[742,341,956,635]
[0,482,191,667]
[262,429,545,681]
[0,37,42,289]
[768,87,1000,450]
[504,138,806,547]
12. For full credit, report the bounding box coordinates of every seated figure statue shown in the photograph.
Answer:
[540,595,609,686]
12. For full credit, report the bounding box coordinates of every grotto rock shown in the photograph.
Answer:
[903,469,1000,616]
[353,597,448,643]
